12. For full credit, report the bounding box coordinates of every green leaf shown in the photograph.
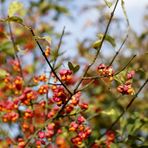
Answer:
[92,40,101,49]
[102,109,116,116]
[105,34,116,47]
[6,16,23,24]
[110,143,118,148]
[114,70,127,84]
[104,0,112,8]
[97,33,116,47]
[93,33,116,49]
[42,36,52,45]
[73,65,80,73]
[34,35,52,45]
[121,0,130,26]
[0,69,8,79]
[68,61,73,71]
[68,62,80,73]
[0,41,12,52]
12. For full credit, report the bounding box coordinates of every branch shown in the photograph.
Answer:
[108,33,128,66]
[82,54,136,80]
[8,20,24,81]
[73,0,120,92]
[115,54,136,75]
[29,27,72,95]
[52,26,65,69]
[53,0,120,121]
[98,78,148,140]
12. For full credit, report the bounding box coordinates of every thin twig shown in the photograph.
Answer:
[115,54,136,75]
[108,34,128,66]
[48,82,62,85]
[82,54,136,80]
[52,26,65,69]
[76,80,95,92]
[8,20,24,81]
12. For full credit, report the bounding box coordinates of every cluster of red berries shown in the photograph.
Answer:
[105,130,115,148]
[52,85,67,106]
[33,74,47,83]
[0,99,19,123]
[36,123,55,147]
[117,70,135,95]
[9,59,20,72]
[0,100,18,111]
[97,64,114,81]
[4,75,24,94]
[59,69,73,84]
[17,88,38,105]
[62,92,88,115]
[2,111,19,122]
[38,84,49,95]
[69,115,91,146]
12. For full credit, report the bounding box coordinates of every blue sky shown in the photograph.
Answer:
[53,0,147,56]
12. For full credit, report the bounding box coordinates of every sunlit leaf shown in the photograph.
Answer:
[8,1,25,17]
[0,69,8,79]
[110,143,118,148]
[114,70,127,84]
[0,41,12,52]
[6,16,23,24]
[34,35,52,45]
[97,33,116,47]
[92,40,101,49]
[42,36,52,45]
[104,0,112,8]
[102,109,116,115]
[121,0,130,26]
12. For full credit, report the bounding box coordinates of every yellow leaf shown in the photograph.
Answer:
[102,109,116,115]
[8,1,25,17]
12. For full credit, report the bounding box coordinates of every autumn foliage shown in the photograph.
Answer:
[0,0,148,148]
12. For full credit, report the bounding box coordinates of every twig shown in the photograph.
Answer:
[52,26,65,69]
[76,80,95,92]
[108,34,128,66]
[115,54,136,75]
[48,82,62,85]
[82,54,136,80]
[8,20,24,81]
[29,27,72,95]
